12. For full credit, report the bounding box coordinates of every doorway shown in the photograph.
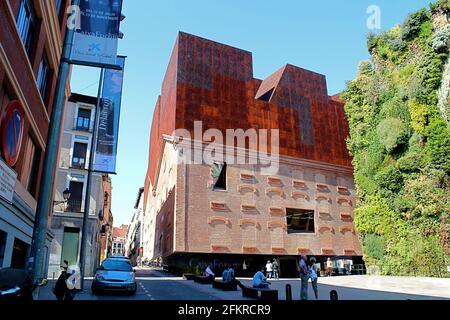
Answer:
[280,258,298,278]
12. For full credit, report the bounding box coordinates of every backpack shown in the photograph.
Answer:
[309,267,318,280]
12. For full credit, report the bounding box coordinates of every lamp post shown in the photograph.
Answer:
[27,0,80,290]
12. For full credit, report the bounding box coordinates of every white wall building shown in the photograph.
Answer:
[47,93,105,278]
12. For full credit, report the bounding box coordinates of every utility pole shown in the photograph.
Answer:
[27,0,80,294]
[78,69,105,291]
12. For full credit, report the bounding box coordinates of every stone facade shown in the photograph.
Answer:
[48,94,106,277]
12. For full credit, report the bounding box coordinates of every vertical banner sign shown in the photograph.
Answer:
[94,57,126,174]
[71,0,123,67]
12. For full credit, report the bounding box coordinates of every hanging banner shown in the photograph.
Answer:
[71,0,123,68]
[93,56,126,174]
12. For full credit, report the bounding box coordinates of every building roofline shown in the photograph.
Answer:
[69,93,98,105]
[134,187,145,209]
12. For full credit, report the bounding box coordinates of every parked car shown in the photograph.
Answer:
[92,258,137,295]
[110,256,130,260]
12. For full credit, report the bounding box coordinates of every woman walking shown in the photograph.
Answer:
[309,257,319,299]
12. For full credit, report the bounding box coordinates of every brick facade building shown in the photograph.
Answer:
[144,32,363,277]
[0,0,69,270]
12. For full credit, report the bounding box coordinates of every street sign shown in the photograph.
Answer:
[0,157,17,204]
[1,100,25,167]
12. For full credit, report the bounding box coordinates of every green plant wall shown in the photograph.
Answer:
[342,0,450,276]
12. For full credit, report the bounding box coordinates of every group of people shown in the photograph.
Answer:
[203,256,323,300]
[254,255,319,300]
[264,258,279,280]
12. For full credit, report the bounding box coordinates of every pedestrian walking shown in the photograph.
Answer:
[309,257,319,299]
[272,258,279,280]
[299,255,309,300]
[265,260,273,279]
[326,258,333,277]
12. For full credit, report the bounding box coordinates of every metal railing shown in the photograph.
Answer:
[66,199,83,213]
[364,263,450,278]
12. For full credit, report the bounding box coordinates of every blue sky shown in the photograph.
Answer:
[69,0,433,227]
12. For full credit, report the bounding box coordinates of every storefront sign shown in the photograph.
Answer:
[71,0,123,68]
[0,157,17,204]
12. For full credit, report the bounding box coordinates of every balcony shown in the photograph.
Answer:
[74,125,92,133]
[66,199,84,213]
[71,158,86,170]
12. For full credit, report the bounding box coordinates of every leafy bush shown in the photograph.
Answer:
[429,0,450,13]
[424,116,450,173]
[401,8,430,41]
[432,27,450,53]
[363,234,386,260]
[408,100,429,134]
[374,165,404,193]
[377,118,409,153]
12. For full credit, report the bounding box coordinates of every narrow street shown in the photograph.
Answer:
[37,268,450,301]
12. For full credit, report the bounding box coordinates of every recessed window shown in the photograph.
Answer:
[16,0,36,55]
[76,108,91,131]
[68,180,84,213]
[212,162,227,191]
[37,54,49,100]
[72,142,87,169]
[22,135,41,198]
[257,88,275,102]
[286,208,315,234]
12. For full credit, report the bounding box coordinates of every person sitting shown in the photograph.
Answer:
[205,265,215,280]
[252,267,271,288]
[222,266,244,289]
[222,267,229,282]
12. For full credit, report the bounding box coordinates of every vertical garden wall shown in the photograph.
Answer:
[342,0,450,276]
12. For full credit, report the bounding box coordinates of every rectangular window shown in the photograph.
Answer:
[16,0,36,55]
[37,54,49,100]
[212,162,227,191]
[76,108,91,131]
[68,180,83,213]
[11,238,29,269]
[72,142,87,169]
[21,135,41,197]
[286,208,315,234]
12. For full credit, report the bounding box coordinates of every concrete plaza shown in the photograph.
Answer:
[37,268,450,301]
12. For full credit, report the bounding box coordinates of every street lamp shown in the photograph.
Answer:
[53,188,71,206]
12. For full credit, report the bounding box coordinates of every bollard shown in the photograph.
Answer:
[330,290,338,301]
[285,284,292,301]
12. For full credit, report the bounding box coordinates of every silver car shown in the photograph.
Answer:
[92,258,137,295]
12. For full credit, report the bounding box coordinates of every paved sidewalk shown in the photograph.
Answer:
[178,275,450,300]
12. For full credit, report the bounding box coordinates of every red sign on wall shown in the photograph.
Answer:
[1,100,25,167]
